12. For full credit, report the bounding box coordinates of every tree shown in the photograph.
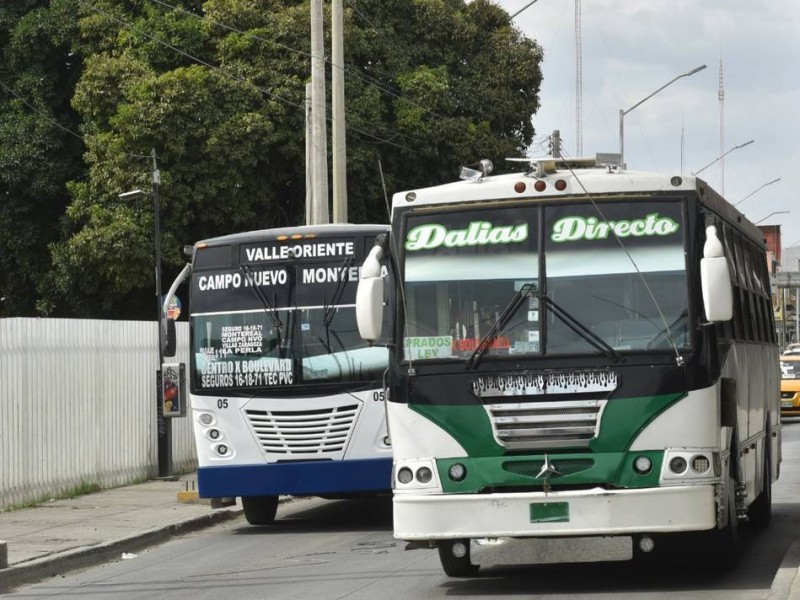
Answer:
[0,0,83,317]
[41,0,542,318]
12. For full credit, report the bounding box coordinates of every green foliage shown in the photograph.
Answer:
[0,0,542,319]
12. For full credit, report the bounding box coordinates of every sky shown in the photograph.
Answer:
[494,0,800,249]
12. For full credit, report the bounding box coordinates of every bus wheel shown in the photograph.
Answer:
[242,495,279,525]
[710,460,740,569]
[747,446,772,528]
[438,539,479,577]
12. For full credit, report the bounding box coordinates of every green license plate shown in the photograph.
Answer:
[530,502,570,523]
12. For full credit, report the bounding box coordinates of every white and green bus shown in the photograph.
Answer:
[356,156,780,575]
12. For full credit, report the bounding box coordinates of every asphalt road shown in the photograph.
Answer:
[7,421,800,600]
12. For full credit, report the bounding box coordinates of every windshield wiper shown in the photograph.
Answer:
[240,264,285,346]
[465,283,537,370]
[544,295,621,362]
[323,256,355,326]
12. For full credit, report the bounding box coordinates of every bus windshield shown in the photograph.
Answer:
[191,260,388,392]
[401,200,689,361]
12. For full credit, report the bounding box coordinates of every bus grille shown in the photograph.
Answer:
[245,404,359,455]
[473,369,617,450]
[486,399,606,450]
[503,458,595,478]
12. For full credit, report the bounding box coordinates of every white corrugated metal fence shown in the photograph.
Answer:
[0,318,196,509]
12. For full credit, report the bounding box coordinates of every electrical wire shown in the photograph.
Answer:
[78,0,423,154]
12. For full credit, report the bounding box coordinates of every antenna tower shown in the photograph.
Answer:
[575,0,583,156]
[718,59,725,195]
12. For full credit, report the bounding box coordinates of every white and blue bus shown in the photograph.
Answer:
[170,224,391,525]
[356,156,780,574]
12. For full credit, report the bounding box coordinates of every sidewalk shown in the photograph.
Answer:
[0,473,241,593]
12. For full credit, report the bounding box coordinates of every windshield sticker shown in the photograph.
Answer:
[405,336,454,359]
[472,369,619,398]
[199,356,293,388]
[221,324,263,354]
[406,221,528,251]
[551,213,679,243]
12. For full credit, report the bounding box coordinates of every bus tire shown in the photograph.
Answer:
[747,441,772,528]
[438,539,479,577]
[710,455,740,570]
[241,495,279,525]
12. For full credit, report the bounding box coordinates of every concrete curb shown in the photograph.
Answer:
[0,507,242,593]
[769,539,800,600]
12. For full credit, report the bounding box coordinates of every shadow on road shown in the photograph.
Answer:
[231,495,393,535]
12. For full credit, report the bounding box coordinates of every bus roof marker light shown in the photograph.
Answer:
[534,180,547,192]
[406,192,416,202]
[514,181,526,193]
[670,176,683,187]
[276,235,288,241]
[554,179,567,191]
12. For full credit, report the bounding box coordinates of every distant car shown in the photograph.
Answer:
[784,343,800,356]
[781,355,800,417]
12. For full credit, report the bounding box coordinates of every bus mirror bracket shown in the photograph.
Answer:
[162,317,177,357]
[357,243,385,344]
[700,225,733,323]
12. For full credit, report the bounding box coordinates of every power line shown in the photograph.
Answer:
[146,0,449,124]
[78,0,422,154]
[0,78,84,142]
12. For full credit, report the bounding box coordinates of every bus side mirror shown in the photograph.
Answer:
[357,244,385,343]
[162,317,177,357]
[700,225,733,323]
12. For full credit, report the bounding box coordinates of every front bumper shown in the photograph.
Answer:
[394,484,716,540]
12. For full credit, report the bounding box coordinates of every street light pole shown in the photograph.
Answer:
[150,148,171,479]
[693,139,754,176]
[119,148,171,479]
[753,210,789,225]
[619,64,707,165]
[734,177,782,208]
[509,0,541,19]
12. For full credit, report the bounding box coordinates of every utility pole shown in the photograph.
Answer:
[331,0,347,223]
[305,81,313,225]
[574,0,582,156]
[310,0,329,225]
[551,130,561,158]
[150,148,171,478]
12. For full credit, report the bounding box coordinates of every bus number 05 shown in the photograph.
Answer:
[217,399,228,409]
[372,390,386,402]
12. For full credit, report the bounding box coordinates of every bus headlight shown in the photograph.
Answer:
[448,463,467,482]
[633,456,652,474]
[416,467,433,484]
[393,459,440,491]
[691,455,710,474]
[669,456,687,474]
[397,467,414,484]
[661,449,718,484]
[199,413,214,426]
